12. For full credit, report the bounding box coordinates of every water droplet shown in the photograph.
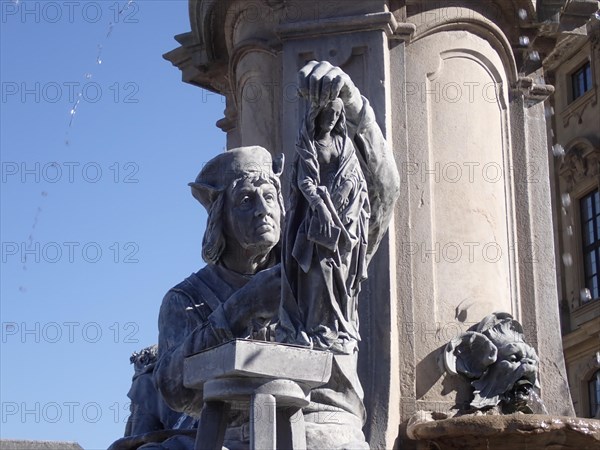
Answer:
[41,191,48,197]
[84,73,92,79]
[527,389,549,415]
[552,144,565,157]
[518,9,528,20]
[561,193,571,208]
[580,288,592,303]
[567,225,573,236]
[96,44,103,65]
[69,98,81,126]
[18,286,27,293]
[594,11,600,20]
[562,207,567,216]
[529,51,540,61]
[562,253,573,266]
[519,36,530,46]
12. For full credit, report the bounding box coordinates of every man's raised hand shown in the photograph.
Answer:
[297,61,362,118]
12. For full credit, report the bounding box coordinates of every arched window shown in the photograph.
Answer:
[589,369,600,418]
[580,189,600,302]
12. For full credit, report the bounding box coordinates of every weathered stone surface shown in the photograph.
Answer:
[183,339,333,389]
[185,341,332,450]
[443,313,540,412]
[406,412,600,449]
[0,440,83,450]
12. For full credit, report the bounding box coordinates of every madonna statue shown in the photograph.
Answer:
[278,94,371,355]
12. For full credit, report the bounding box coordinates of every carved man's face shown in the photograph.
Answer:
[223,176,281,254]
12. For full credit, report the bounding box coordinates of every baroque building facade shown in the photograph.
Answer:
[543,3,600,420]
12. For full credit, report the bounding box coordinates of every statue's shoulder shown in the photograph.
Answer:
[166,266,211,299]
[162,266,218,321]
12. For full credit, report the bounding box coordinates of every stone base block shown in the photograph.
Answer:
[183,339,333,390]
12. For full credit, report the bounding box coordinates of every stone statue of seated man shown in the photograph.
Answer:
[111,145,284,450]
[109,61,399,450]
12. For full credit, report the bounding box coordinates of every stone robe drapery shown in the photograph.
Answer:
[150,263,267,449]
[278,104,370,354]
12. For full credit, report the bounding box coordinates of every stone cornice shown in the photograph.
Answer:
[276,11,415,41]
[543,33,589,72]
[163,32,229,94]
[563,313,600,360]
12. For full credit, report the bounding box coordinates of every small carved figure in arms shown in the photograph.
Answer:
[277,70,371,355]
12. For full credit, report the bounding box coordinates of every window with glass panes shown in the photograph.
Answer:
[581,189,600,302]
[571,61,592,101]
[589,370,600,418]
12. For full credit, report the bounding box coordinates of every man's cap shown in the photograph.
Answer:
[189,146,283,209]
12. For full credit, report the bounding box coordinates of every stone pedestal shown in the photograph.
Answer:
[184,339,333,450]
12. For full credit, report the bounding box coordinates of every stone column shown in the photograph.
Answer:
[275,5,413,447]
[511,78,575,416]
[395,5,574,439]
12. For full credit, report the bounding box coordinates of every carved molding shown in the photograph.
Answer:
[559,143,600,191]
[228,39,279,108]
[569,349,600,391]
[408,10,518,84]
[163,31,228,94]
[223,0,280,56]
[428,49,509,110]
[591,352,600,372]
[216,95,238,134]
[590,21,600,50]
[276,11,414,41]
[561,90,598,127]
[543,34,587,72]
[513,76,556,105]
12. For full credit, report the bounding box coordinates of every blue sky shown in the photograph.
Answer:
[0,1,224,448]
